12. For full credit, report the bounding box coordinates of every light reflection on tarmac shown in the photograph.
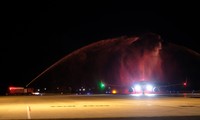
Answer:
[0,94,200,119]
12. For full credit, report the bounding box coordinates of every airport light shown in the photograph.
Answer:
[112,89,117,94]
[99,81,105,90]
[183,82,187,86]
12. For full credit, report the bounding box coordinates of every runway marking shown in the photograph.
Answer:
[83,105,110,107]
[26,106,31,119]
[50,105,110,108]
[50,105,76,107]
[179,105,195,107]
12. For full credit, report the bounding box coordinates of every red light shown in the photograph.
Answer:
[183,82,187,86]
[9,86,24,90]
[9,87,14,90]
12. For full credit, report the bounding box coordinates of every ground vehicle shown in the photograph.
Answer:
[7,86,34,95]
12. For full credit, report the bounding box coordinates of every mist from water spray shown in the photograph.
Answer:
[118,34,163,86]
[27,33,168,88]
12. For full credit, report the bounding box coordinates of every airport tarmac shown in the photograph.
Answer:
[0,94,200,119]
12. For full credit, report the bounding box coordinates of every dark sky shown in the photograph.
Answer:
[1,1,199,92]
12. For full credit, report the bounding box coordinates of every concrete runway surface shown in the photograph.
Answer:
[0,94,200,120]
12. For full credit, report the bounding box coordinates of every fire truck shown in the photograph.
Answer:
[7,86,34,95]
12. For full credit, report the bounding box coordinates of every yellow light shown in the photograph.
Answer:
[112,89,117,94]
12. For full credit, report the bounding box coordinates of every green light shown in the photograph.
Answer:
[99,81,105,89]
[100,83,105,88]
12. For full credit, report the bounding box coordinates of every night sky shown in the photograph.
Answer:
[1,1,200,94]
